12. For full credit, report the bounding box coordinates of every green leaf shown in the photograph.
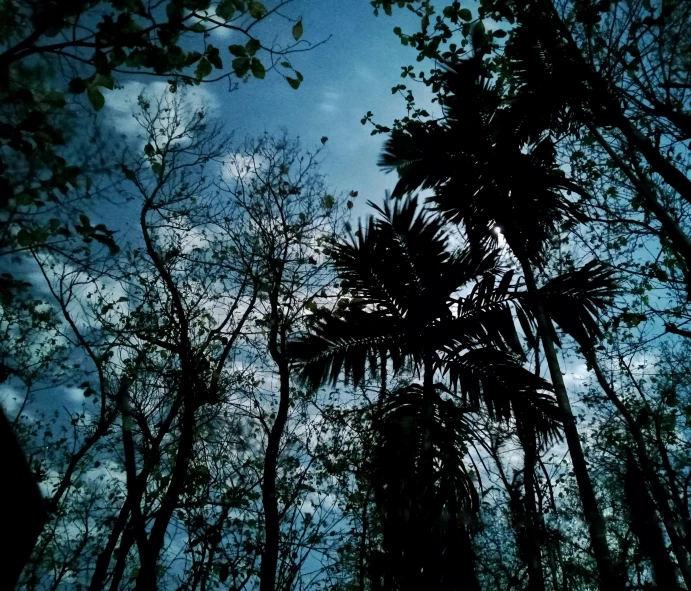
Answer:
[94,74,115,90]
[69,78,87,94]
[196,57,213,79]
[492,29,507,38]
[43,91,66,107]
[232,56,251,77]
[16,230,33,247]
[459,8,472,21]
[292,20,303,41]
[248,1,266,18]
[216,0,235,19]
[87,87,105,110]
[250,58,265,79]
[121,165,137,181]
[246,38,261,56]
[189,21,207,33]
[144,143,155,157]
[229,44,247,57]
[207,50,223,69]
[286,76,300,90]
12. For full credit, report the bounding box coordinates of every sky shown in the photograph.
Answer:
[103,0,433,222]
[4,1,435,423]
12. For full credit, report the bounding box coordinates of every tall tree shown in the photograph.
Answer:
[378,53,621,589]
[290,195,563,590]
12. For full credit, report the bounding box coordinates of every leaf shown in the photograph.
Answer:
[292,20,303,41]
[195,57,212,80]
[347,200,353,209]
[43,91,66,107]
[207,51,223,69]
[321,136,328,144]
[94,74,115,90]
[250,58,265,79]
[246,38,261,56]
[459,8,472,21]
[16,229,33,247]
[121,165,137,181]
[248,1,266,18]
[492,29,507,38]
[286,76,300,89]
[232,57,251,77]
[68,78,87,94]
[229,44,247,57]
[87,87,105,110]
[215,0,235,20]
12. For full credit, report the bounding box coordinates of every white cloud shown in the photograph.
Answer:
[105,81,220,142]
[189,4,234,40]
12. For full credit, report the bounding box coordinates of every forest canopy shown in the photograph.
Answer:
[3,0,691,590]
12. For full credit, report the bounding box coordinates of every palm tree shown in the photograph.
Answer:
[289,196,562,590]
[378,56,621,590]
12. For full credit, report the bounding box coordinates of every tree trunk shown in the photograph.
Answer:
[588,352,691,588]
[0,406,46,590]
[519,258,622,591]
[260,283,292,591]
[624,450,682,589]
[520,425,547,591]
[134,401,197,591]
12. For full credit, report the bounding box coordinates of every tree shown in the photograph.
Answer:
[10,90,348,590]
[377,51,621,590]
[0,2,323,583]
[215,132,347,591]
[290,195,563,590]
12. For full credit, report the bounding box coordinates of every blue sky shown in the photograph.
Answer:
[103,1,432,219]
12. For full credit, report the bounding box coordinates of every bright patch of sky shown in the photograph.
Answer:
[101,1,433,228]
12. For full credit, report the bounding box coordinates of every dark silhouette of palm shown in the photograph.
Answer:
[289,196,561,590]
[377,54,621,591]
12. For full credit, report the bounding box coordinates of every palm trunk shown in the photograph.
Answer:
[518,256,621,591]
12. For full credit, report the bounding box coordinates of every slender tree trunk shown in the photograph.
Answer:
[518,257,622,591]
[134,401,197,591]
[259,284,292,591]
[520,425,546,591]
[625,450,682,589]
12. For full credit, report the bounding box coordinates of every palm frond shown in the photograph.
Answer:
[440,347,561,446]
[518,261,618,349]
